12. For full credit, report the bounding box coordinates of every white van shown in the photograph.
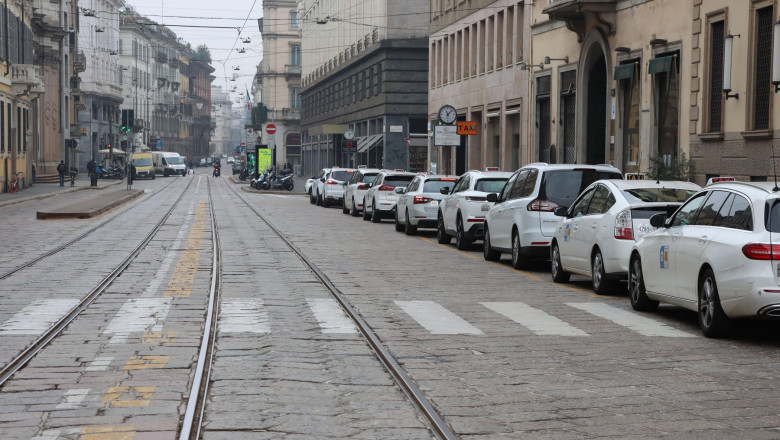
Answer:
[153,152,186,176]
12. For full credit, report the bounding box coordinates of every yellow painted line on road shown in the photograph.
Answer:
[142,331,178,344]
[101,386,155,408]
[416,236,606,299]
[122,355,169,370]
[165,201,207,298]
[79,425,136,440]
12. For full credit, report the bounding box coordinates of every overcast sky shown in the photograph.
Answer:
[125,0,263,108]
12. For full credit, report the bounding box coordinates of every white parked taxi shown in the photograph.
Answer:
[343,167,381,216]
[437,169,513,250]
[629,181,780,337]
[363,170,417,223]
[550,179,700,294]
[394,174,457,235]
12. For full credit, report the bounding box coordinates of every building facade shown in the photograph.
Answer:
[1,0,43,191]
[690,0,779,184]
[77,0,124,168]
[257,1,302,170]
[211,85,234,156]
[299,0,430,175]
[429,0,532,175]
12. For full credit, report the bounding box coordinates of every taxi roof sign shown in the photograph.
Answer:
[706,176,736,185]
[485,167,500,171]
[358,165,367,168]
[625,173,648,180]
[394,169,405,172]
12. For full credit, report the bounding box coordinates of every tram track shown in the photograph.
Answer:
[221,180,457,440]
[0,178,182,281]
[0,177,196,387]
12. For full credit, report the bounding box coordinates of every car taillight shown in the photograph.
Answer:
[528,199,557,212]
[742,243,780,260]
[326,179,338,184]
[378,185,395,191]
[466,196,487,202]
[414,195,433,204]
[357,184,369,190]
[614,209,634,240]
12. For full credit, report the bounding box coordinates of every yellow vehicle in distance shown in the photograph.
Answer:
[132,152,155,180]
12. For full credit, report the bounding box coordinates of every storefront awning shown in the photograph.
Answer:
[614,63,636,80]
[648,56,674,74]
[357,134,383,153]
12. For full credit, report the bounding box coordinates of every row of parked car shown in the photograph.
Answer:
[305,164,780,338]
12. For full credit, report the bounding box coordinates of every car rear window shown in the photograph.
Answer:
[423,180,456,193]
[363,173,379,184]
[540,170,623,208]
[384,176,414,187]
[475,178,508,193]
[621,187,698,203]
[330,171,353,181]
[766,200,780,232]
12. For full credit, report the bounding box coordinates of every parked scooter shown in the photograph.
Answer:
[254,168,272,190]
[263,167,294,191]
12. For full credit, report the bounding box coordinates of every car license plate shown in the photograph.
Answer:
[431,201,439,206]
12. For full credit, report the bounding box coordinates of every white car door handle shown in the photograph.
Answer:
[698,235,707,244]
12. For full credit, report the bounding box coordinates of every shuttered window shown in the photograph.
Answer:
[709,21,724,133]
[754,6,772,130]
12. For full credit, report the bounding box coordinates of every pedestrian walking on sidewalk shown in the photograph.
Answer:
[57,161,66,187]
[87,159,97,186]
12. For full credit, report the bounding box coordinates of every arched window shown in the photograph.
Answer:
[290,11,299,28]
[291,45,301,66]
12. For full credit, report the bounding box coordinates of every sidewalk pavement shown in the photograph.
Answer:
[0,174,127,209]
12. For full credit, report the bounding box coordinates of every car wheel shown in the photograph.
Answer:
[317,193,323,206]
[629,255,658,311]
[371,200,381,223]
[551,242,570,283]
[483,225,501,261]
[437,214,452,244]
[591,249,616,295]
[455,216,471,251]
[350,198,359,217]
[404,210,417,235]
[510,231,529,269]
[309,190,316,204]
[698,268,731,338]
[362,199,371,221]
[152,173,156,180]
[342,199,350,214]
[394,210,404,231]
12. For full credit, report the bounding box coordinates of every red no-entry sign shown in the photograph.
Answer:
[266,124,276,134]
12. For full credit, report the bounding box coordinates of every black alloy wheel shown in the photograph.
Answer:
[394,210,404,231]
[510,232,529,269]
[551,242,570,283]
[483,225,501,261]
[437,215,452,244]
[698,268,731,338]
[591,249,616,295]
[628,255,658,311]
[404,211,417,235]
[455,216,470,251]
[371,200,381,223]
[350,198,360,217]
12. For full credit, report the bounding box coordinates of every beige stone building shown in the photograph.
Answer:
[257,0,302,170]
[429,0,532,175]
[690,0,778,184]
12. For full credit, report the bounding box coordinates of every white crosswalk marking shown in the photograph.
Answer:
[395,301,483,335]
[567,302,697,337]
[0,299,81,335]
[56,389,90,409]
[104,298,172,343]
[220,299,271,333]
[307,298,357,333]
[86,356,113,372]
[481,302,589,336]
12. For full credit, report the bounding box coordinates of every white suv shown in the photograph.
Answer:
[483,163,622,268]
[343,167,381,215]
[362,170,416,223]
[437,169,513,250]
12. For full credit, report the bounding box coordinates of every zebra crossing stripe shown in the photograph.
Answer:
[0,299,81,335]
[481,302,588,336]
[567,302,696,337]
[307,298,357,334]
[395,301,483,335]
[219,300,271,333]
[104,298,172,342]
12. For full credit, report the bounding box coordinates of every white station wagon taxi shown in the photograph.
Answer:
[629,181,780,337]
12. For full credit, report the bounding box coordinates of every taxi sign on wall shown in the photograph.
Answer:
[457,121,478,135]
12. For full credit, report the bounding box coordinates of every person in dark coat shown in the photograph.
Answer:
[57,161,66,187]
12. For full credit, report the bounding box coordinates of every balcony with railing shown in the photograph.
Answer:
[11,64,46,95]
[285,64,302,75]
[268,108,301,122]
[74,51,87,73]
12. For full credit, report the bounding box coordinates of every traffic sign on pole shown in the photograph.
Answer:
[266,124,277,135]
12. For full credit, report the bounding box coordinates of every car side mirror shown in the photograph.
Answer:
[395,187,405,194]
[650,213,668,228]
[440,187,450,195]
[320,177,326,182]
[554,206,568,217]
[486,193,498,203]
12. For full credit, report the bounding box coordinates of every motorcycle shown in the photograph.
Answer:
[99,165,125,180]
[253,168,272,190]
[263,168,294,191]
[213,164,221,177]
